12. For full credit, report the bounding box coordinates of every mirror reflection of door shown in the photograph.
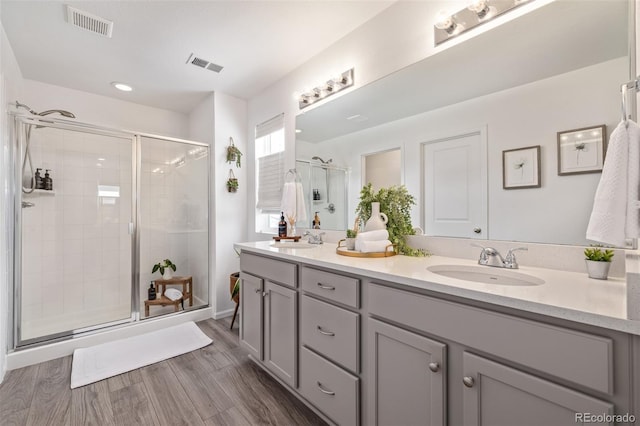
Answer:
[363,148,402,191]
[423,131,487,239]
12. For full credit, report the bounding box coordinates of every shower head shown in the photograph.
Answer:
[38,109,76,118]
[312,156,332,164]
[15,101,75,118]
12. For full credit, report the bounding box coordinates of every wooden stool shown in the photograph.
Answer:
[144,275,193,317]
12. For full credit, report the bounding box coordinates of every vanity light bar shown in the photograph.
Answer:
[434,0,533,46]
[298,68,354,110]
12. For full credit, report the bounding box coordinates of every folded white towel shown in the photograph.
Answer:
[280,182,307,223]
[586,120,640,246]
[355,230,389,242]
[356,239,392,253]
[164,288,183,301]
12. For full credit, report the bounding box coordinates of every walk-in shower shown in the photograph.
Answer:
[11,108,210,348]
[296,159,348,230]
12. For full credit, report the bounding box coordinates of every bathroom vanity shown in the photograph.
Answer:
[236,241,640,426]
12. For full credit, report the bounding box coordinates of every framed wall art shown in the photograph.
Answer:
[557,125,606,176]
[503,145,541,189]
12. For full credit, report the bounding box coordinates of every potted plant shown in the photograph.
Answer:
[345,228,357,250]
[152,259,177,280]
[355,183,429,257]
[227,177,239,193]
[226,137,242,168]
[584,246,614,280]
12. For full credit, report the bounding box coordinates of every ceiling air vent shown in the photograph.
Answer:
[186,53,224,73]
[66,5,113,38]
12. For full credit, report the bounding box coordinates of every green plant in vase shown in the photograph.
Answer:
[355,183,429,257]
[152,259,177,278]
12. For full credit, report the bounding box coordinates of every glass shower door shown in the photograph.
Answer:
[139,136,209,319]
[17,119,134,344]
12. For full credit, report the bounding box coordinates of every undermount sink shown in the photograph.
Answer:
[427,264,545,286]
[270,241,318,249]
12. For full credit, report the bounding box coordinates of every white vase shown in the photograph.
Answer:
[162,268,173,280]
[364,202,388,232]
[585,260,610,280]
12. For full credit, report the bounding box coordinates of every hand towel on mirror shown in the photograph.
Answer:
[586,120,640,246]
[281,182,307,223]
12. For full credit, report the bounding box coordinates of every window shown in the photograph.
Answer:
[255,114,285,233]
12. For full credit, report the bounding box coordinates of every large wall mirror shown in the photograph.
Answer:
[295,0,631,245]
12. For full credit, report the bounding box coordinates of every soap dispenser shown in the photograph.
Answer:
[43,169,53,191]
[313,211,321,229]
[278,211,287,237]
[35,168,44,190]
[148,281,157,300]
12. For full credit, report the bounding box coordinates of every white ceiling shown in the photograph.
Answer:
[1,0,393,114]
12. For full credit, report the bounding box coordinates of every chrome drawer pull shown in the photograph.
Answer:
[463,376,475,388]
[317,325,335,336]
[255,288,261,293]
[317,381,335,396]
[317,283,336,291]
[428,362,440,372]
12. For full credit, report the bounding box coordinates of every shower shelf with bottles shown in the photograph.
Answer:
[23,189,56,196]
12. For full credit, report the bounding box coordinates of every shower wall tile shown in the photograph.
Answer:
[62,179,83,196]
[63,224,83,240]
[63,208,83,225]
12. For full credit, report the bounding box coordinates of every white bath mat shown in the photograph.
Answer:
[71,321,212,389]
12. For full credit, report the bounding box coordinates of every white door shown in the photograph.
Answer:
[423,131,487,239]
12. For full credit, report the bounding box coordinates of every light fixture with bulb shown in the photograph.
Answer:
[298,68,354,110]
[434,0,532,45]
[111,81,133,92]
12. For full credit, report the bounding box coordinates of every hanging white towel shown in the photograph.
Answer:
[355,229,389,242]
[280,182,307,223]
[355,239,393,253]
[586,120,640,246]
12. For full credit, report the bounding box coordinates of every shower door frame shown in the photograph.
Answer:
[10,114,211,349]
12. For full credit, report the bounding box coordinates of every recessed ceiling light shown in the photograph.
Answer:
[111,82,133,92]
[295,129,302,133]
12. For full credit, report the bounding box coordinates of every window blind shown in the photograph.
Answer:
[255,113,284,139]
[256,151,285,211]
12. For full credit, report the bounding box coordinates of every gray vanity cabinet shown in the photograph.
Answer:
[263,280,297,387]
[239,253,298,389]
[239,272,263,360]
[368,318,446,426]
[462,352,613,426]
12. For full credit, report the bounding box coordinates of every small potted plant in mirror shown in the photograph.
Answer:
[152,259,177,280]
[584,246,614,280]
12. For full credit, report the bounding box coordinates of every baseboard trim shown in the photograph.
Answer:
[212,307,235,320]
[7,308,212,370]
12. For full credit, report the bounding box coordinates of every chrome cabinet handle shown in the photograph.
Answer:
[317,381,335,396]
[428,362,440,372]
[262,291,267,297]
[317,325,335,336]
[463,376,475,388]
[317,283,335,291]
[254,288,261,293]
[473,227,481,234]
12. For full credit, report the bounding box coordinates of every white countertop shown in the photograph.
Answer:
[235,240,640,336]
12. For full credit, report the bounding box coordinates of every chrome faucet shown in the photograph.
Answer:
[471,244,527,269]
[303,231,325,244]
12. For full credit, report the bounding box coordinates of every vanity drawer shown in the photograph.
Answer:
[240,252,296,288]
[301,266,359,308]
[369,283,613,394]
[301,295,359,373]
[300,346,359,426]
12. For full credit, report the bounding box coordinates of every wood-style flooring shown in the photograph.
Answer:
[0,317,327,426]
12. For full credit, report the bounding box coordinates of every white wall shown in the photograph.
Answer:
[213,92,248,317]
[21,80,189,139]
[0,22,24,382]
[246,0,549,241]
[308,58,626,246]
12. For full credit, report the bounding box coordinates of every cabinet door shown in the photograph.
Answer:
[240,273,263,360]
[264,281,297,388]
[368,318,446,426]
[462,352,613,426]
